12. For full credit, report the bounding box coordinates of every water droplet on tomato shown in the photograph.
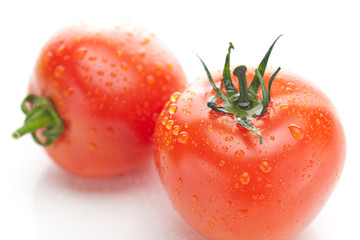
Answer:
[178,177,183,186]
[265,184,273,188]
[218,160,226,167]
[288,124,304,140]
[270,135,275,141]
[165,119,175,130]
[259,160,272,173]
[89,56,97,61]
[161,117,168,126]
[84,76,92,83]
[177,132,189,144]
[136,65,143,72]
[316,119,321,125]
[226,201,233,208]
[97,71,104,76]
[207,125,214,132]
[240,172,250,185]
[63,87,73,97]
[234,150,244,158]
[238,209,248,217]
[88,142,97,150]
[192,195,198,202]
[283,144,291,151]
[76,47,87,59]
[280,104,289,110]
[225,136,234,142]
[54,65,65,78]
[105,82,113,87]
[147,75,154,84]
[222,146,228,152]
[172,125,181,135]
[121,62,128,71]
[168,104,178,114]
[222,119,228,125]
[286,87,293,94]
[116,50,123,58]
[56,44,65,56]
[170,92,181,102]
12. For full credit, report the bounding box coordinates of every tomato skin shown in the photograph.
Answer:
[153,69,345,240]
[29,23,186,177]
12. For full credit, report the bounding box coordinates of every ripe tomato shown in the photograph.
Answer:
[13,23,186,177]
[153,37,345,240]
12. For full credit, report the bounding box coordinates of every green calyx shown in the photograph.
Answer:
[12,94,64,146]
[197,35,282,144]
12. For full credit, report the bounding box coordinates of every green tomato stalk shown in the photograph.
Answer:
[197,35,282,144]
[12,94,64,146]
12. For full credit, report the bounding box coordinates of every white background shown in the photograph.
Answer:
[0,0,359,239]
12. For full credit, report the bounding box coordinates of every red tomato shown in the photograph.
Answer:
[13,23,186,177]
[153,38,345,240]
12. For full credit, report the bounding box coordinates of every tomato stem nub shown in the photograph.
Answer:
[12,94,64,146]
[197,35,282,144]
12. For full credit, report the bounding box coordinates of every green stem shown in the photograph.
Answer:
[233,65,250,108]
[197,35,282,144]
[12,94,64,146]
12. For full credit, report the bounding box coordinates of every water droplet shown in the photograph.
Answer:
[88,56,97,61]
[286,87,293,94]
[259,160,272,173]
[270,135,275,141]
[168,104,178,114]
[84,76,92,83]
[63,87,73,98]
[110,72,117,78]
[136,65,143,72]
[222,119,228,125]
[222,146,228,152]
[265,184,273,189]
[240,172,250,185]
[288,124,304,140]
[207,125,214,132]
[316,119,321,125]
[177,132,189,144]
[259,194,265,200]
[280,104,289,110]
[178,177,183,186]
[172,125,181,135]
[97,71,104,76]
[161,117,168,126]
[147,75,154,84]
[225,136,234,142]
[137,48,146,57]
[238,209,248,217]
[165,119,175,130]
[218,160,226,167]
[54,65,65,78]
[226,201,233,208]
[105,82,113,87]
[56,44,65,56]
[192,195,198,202]
[76,47,87,59]
[121,62,128,70]
[283,144,291,151]
[279,179,286,185]
[234,150,244,158]
[116,50,123,58]
[88,142,97,150]
[170,92,181,102]
[90,128,97,134]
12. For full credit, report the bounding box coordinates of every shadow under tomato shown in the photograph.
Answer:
[32,159,205,240]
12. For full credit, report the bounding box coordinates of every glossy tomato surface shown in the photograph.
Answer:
[30,23,186,177]
[153,69,345,240]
